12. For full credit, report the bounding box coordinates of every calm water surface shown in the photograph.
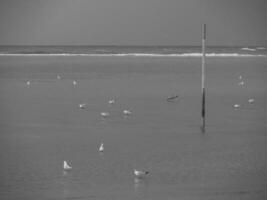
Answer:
[0,56,267,199]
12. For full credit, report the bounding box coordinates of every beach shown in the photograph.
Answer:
[0,55,267,199]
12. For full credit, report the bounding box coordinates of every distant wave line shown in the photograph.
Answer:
[0,53,266,57]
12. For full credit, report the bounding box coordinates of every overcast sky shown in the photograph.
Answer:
[0,0,266,46]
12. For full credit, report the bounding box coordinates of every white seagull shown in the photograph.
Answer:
[238,81,244,86]
[239,75,242,80]
[123,110,131,115]
[57,75,61,80]
[234,104,240,108]
[101,112,110,117]
[63,161,72,170]
[99,143,104,152]
[248,98,255,103]
[26,81,30,86]
[73,80,77,85]
[108,99,115,105]
[134,169,149,178]
[79,103,86,109]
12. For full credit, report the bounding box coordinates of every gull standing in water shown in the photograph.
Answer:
[108,99,115,105]
[57,75,61,80]
[79,103,86,109]
[101,112,110,117]
[73,80,77,86]
[123,110,131,115]
[238,81,244,86]
[26,81,30,86]
[99,143,104,152]
[134,169,149,178]
[248,98,255,103]
[63,161,72,170]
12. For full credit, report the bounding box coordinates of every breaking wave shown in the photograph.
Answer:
[0,53,266,57]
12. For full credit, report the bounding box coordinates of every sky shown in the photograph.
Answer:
[0,0,266,46]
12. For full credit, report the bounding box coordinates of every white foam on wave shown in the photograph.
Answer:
[241,47,256,51]
[0,53,266,57]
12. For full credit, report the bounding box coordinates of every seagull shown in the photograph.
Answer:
[234,104,240,108]
[99,143,104,152]
[238,81,244,86]
[73,80,77,85]
[101,112,110,117]
[63,161,72,170]
[239,75,242,80]
[57,75,61,80]
[248,98,255,103]
[123,110,131,115]
[79,103,86,109]
[108,99,115,105]
[134,169,149,178]
[26,81,30,86]
[167,95,179,102]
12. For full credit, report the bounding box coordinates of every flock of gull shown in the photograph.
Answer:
[62,144,148,178]
[234,75,255,108]
[24,73,255,179]
[25,75,149,179]
[62,142,148,178]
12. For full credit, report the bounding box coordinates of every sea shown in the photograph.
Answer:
[0,45,267,200]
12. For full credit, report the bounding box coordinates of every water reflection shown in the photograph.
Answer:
[134,177,149,197]
[62,170,68,176]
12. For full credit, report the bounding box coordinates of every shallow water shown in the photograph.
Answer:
[0,56,267,199]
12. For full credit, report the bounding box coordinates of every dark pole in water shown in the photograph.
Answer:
[201,24,206,130]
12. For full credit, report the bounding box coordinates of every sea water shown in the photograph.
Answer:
[0,46,267,199]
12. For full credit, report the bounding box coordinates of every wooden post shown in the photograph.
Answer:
[201,24,206,130]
